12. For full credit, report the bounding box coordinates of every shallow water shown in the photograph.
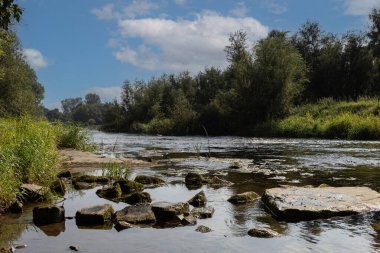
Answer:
[2,132,380,252]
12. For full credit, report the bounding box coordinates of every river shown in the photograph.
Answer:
[1,131,380,253]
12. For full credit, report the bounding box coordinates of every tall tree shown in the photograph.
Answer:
[0,0,22,30]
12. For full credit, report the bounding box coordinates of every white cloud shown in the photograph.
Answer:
[114,11,268,72]
[85,86,123,102]
[263,0,287,14]
[92,0,159,20]
[174,0,186,6]
[342,0,380,16]
[230,2,248,17]
[22,48,49,70]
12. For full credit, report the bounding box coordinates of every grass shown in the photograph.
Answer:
[266,98,380,140]
[54,122,97,151]
[101,162,129,181]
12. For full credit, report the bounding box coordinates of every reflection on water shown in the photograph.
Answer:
[2,132,380,252]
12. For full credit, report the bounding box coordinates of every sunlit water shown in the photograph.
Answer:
[2,131,380,252]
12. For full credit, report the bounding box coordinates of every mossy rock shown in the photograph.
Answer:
[96,183,122,199]
[134,175,165,186]
[185,173,208,188]
[115,180,144,194]
[74,175,109,183]
[123,192,152,205]
[228,191,260,205]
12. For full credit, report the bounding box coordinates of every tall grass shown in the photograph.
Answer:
[271,98,380,140]
[54,122,96,151]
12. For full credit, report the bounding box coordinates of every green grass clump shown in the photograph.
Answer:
[0,117,59,204]
[101,162,129,181]
[54,122,96,151]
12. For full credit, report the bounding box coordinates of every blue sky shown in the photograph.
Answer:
[16,0,380,109]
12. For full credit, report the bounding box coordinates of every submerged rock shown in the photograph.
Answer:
[191,207,215,219]
[228,191,260,205]
[115,180,144,194]
[134,175,165,187]
[19,184,49,202]
[151,202,190,222]
[122,192,152,205]
[33,205,65,225]
[75,204,114,226]
[188,191,207,207]
[195,225,212,233]
[262,186,380,221]
[115,204,156,225]
[248,227,280,238]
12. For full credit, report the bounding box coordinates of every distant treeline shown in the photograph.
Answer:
[47,9,380,136]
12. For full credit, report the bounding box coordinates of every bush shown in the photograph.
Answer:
[54,122,96,151]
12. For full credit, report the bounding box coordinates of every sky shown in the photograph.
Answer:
[15,0,380,109]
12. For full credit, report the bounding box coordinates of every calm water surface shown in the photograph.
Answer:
[2,132,380,253]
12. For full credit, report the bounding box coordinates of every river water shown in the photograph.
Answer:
[2,132,380,253]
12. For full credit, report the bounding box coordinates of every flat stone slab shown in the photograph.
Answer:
[115,204,156,225]
[75,204,114,225]
[262,186,380,221]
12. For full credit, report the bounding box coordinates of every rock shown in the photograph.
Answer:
[228,191,260,205]
[372,223,380,232]
[134,175,165,187]
[318,183,330,188]
[185,173,208,187]
[115,180,144,194]
[191,207,215,219]
[114,220,135,231]
[8,201,23,213]
[262,186,380,221]
[188,191,207,207]
[151,202,190,222]
[73,182,96,190]
[69,245,80,251]
[74,175,109,183]
[195,225,212,233]
[19,184,49,202]
[96,184,122,199]
[115,204,156,224]
[75,204,114,226]
[229,162,241,169]
[248,227,280,238]
[208,176,233,187]
[122,192,152,205]
[14,244,27,249]
[57,170,72,178]
[50,179,67,194]
[180,214,197,226]
[33,205,65,225]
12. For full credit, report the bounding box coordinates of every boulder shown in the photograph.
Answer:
[57,170,72,178]
[20,184,49,202]
[75,204,114,226]
[185,173,208,188]
[114,220,135,231]
[180,214,197,226]
[73,182,96,190]
[115,204,156,224]
[151,202,190,222]
[188,191,207,207]
[208,176,233,187]
[33,205,65,225]
[228,191,260,205]
[134,175,165,187]
[191,207,215,219]
[114,180,144,194]
[262,186,380,221]
[122,192,152,205]
[195,225,212,233]
[96,184,122,199]
[248,227,279,238]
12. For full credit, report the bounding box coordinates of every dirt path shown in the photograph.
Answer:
[59,149,150,173]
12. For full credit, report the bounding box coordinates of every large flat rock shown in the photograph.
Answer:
[262,186,380,221]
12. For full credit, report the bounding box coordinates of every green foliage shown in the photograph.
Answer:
[0,116,59,203]
[54,122,96,151]
[101,163,129,181]
[0,0,22,30]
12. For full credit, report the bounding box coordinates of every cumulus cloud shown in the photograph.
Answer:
[342,0,380,16]
[85,86,123,102]
[22,48,49,70]
[113,11,268,72]
[92,0,158,20]
[230,2,248,17]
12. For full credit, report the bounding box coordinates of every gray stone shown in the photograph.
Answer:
[228,191,260,205]
[115,204,156,224]
[262,186,380,221]
[114,180,144,194]
[33,205,65,225]
[185,173,207,187]
[248,227,280,238]
[180,214,197,226]
[69,245,80,251]
[188,191,207,207]
[114,220,135,231]
[191,206,215,219]
[134,175,165,187]
[122,192,152,205]
[75,204,114,226]
[195,225,212,233]
[20,184,49,202]
[208,176,233,187]
[151,202,190,222]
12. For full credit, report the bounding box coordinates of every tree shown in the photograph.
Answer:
[61,97,82,115]
[85,93,101,105]
[0,0,22,30]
